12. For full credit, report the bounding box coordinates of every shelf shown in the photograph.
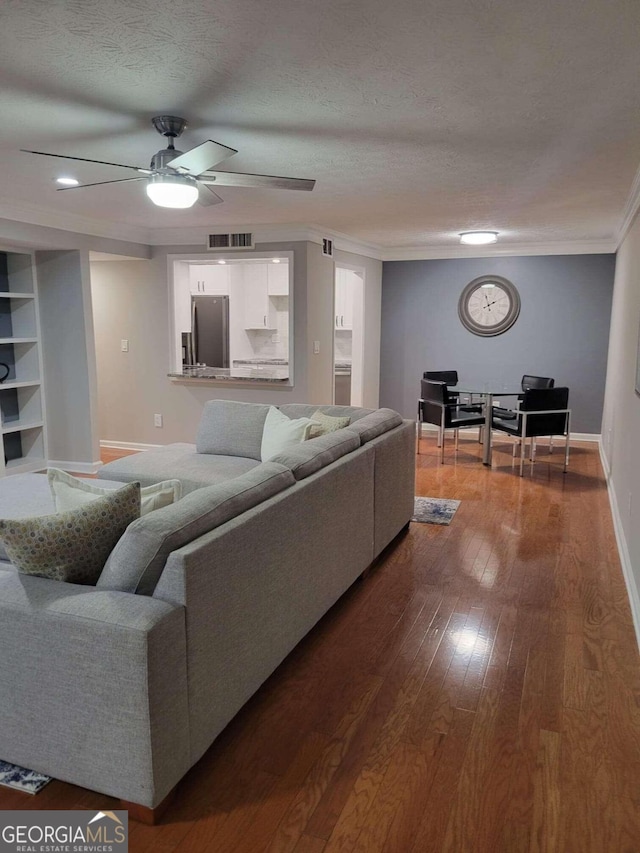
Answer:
[0,380,40,390]
[2,419,43,435]
[0,337,38,345]
[0,292,35,300]
[4,457,46,474]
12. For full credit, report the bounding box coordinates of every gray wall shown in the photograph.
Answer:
[379,254,616,434]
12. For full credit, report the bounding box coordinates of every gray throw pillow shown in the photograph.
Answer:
[196,399,271,460]
[0,482,140,585]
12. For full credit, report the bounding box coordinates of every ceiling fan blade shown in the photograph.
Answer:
[198,170,316,191]
[197,184,224,206]
[168,140,238,176]
[21,149,151,174]
[56,176,147,190]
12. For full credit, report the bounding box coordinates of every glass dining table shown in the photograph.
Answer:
[457,386,522,465]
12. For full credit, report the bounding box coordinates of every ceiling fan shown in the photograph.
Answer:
[22,115,316,209]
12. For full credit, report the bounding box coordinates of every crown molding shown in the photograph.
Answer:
[0,201,153,245]
[617,162,640,249]
[0,203,619,262]
[378,239,617,261]
[145,222,383,258]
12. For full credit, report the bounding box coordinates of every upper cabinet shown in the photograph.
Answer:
[243,265,277,329]
[189,264,230,294]
[267,263,289,296]
[0,250,47,476]
[335,267,354,330]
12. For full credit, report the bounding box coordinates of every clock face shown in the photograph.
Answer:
[458,275,521,337]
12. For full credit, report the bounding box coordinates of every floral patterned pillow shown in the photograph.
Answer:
[308,410,352,439]
[0,482,140,584]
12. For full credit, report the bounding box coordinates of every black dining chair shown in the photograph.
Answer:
[418,379,486,463]
[493,375,555,420]
[423,370,483,415]
[491,386,570,476]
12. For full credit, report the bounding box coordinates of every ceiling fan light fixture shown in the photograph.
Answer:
[146,173,198,208]
[459,231,498,245]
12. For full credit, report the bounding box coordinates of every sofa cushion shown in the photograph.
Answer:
[346,408,403,443]
[97,463,295,595]
[98,443,260,494]
[196,400,271,460]
[268,428,361,480]
[261,406,317,462]
[0,482,140,585]
[48,468,182,515]
[308,409,352,439]
[278,404,375,423]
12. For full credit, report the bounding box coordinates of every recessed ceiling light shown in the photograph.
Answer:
[459,231,498,245]
[56,176,79,186]
[217,259,226,265]
[272,258,281,264]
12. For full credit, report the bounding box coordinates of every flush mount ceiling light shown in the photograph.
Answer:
[272,258,281,263]
[146,173,199,208]
[56,176,79,186]
[217,259,226,264]
[459,231,498,245]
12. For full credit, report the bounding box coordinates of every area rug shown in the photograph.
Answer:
[412,496,461,525]
[0,760,52,794]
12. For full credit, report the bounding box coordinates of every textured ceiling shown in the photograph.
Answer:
[1,0,640,252]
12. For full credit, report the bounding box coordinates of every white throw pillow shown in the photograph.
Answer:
[47,468,182,516]
[260,406,318,462]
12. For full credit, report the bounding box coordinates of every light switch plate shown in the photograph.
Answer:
[121,339,129,352]
[313,340,320,354]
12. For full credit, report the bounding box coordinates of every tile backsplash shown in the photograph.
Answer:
[335,330,352,363]
[246,300,289,359]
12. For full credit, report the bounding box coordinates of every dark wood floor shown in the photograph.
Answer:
[3,436,640,852]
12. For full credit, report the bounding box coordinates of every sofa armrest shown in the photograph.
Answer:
[0,568,190,808]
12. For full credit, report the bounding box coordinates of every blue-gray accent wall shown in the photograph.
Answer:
[379,254,616,434]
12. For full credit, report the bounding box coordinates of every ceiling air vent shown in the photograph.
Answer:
[322,238,334,258]
[207,232,254,250]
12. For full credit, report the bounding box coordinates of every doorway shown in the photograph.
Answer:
[333,265,365,406]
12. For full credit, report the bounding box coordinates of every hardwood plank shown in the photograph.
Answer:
[1,442,637,853]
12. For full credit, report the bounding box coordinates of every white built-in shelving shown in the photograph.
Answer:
[0,250,47,475]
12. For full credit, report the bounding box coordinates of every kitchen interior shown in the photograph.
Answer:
[171,255,292,383]
[334,266,363,406]
[170,254,364,403]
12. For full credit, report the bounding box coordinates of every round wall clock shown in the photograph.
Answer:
[458,275,521,337]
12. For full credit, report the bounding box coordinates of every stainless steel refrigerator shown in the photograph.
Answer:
[188,295,230,367]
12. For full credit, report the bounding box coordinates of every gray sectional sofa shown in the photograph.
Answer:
[0,400,415,818]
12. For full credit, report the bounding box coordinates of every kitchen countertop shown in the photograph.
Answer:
[233,358,289,365]
[169,366,289,382]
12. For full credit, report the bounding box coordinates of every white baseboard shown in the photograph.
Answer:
[100,440,162,452]
[48,459,103,475]
[416,424,600,443]
[598,440,640,652]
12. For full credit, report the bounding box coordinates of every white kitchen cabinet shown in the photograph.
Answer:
[267,262,289,296]
[243,265,277,329]
[0,250,47,475]
[335,268,354,330]
[189,264,230,294]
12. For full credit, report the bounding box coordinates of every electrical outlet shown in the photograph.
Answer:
[120,339,129,352]
[154,414,163,428]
